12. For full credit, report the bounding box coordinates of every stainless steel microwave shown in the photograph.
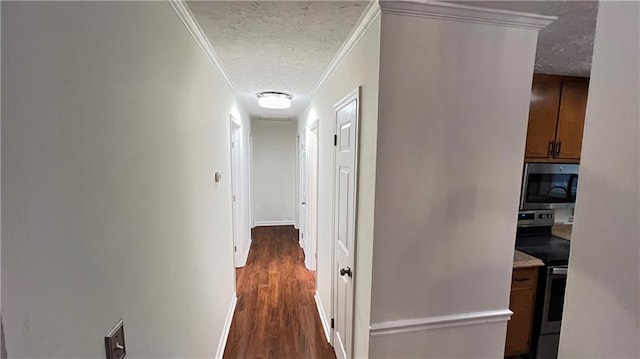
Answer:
[520,163,579,210]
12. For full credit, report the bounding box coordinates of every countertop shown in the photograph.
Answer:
[514,250,544,268]
[552,224,573,241]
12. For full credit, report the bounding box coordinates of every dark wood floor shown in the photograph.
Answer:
[223,226,336,359]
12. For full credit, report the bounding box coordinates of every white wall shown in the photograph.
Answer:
[369,9,542,358]
[251,120,297,226]
[298,13,380,358]
[559,2,640,357]
[1,2,248,357]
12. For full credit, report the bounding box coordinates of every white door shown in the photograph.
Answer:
[299,131,307,248]
[332,88,359,359]
[248,133,254,230]
[230,119,243,267]
[305,122,319,270]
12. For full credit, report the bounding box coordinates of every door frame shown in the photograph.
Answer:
[299,130,307,247]
[305,120,320,272]
[330,87,361,356]
[296,134,301,231]
[229,115,244,268]
[249,132,255,229]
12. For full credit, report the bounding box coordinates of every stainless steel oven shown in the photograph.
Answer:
[516,209,571,359]
[520,163,579,210]
[536,265,568,358]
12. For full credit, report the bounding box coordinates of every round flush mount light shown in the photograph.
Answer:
[257,91,293,109]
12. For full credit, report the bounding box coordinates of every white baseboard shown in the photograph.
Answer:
[314,292,331,343]
[305,255,316,271]
[254,220,295,227]
[241,239,252,267]
[215,293,238,359]
[369,309,513,337]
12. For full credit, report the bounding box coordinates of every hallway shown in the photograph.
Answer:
[224,226,336,359]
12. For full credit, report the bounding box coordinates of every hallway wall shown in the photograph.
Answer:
[559,2,640,357]
[251,120,297,226]
[299,13,381,358]
[2,2,247,357]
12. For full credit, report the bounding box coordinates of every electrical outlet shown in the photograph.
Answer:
[104,320,126,359]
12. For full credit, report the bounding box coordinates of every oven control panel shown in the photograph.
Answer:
[518,209,555,227]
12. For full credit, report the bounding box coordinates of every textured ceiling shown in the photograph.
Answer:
[188,1,369,119]
[188,1,597,119]
[454,1,598,77]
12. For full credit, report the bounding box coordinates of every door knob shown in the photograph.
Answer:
[340,267,352,278]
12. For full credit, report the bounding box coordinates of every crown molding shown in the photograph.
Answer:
[168,0,240,97]
[379,1,556,30]
[308,1,381,100]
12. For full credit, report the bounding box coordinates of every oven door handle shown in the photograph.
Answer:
[551,267,568,275]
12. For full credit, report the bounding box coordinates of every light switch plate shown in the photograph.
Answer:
[104,320,126,359]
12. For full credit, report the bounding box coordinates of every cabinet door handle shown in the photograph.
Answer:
[513,278,530,282]
[554,141,562,157]
[547,141,554,156]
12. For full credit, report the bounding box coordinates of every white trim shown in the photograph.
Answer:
[369,309,513,337]
[314,292,331,343]
[215,293,238,359]
[308,119,319,132]
[240,238,252,267]
[304,120,320,272]
[295,134,299,231]
[230,114,242,128]
[229,117,242,267]
[253,220,296,227]
[249,133,254,229]
[168,0,240,97]
[308,2,381,100]
[379,1,556,30]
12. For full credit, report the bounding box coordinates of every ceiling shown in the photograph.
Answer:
[452,1,598,77]
[188,1,369,120]
[187,1,597,120]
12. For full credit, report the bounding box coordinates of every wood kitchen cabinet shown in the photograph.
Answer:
[524,74,589,162]
[505,267,539,357]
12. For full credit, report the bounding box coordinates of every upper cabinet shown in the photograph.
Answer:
[524,74,589,162]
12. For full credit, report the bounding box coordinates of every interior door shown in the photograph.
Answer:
[333,88,360,359]
[555,80,588,159]
[305,122,319,270]
[525,76,561,159]
[230,119,243,267]
[300,132,307,248]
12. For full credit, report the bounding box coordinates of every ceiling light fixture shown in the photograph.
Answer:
[257,92,293,109]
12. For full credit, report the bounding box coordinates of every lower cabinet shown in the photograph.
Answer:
[505,267,539,357]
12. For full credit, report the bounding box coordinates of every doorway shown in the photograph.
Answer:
[332,88,360,359]
[304,120,320,272]
[229,116,244,268]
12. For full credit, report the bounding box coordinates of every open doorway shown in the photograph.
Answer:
[229,116,247,268]
[304,120,320,273]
